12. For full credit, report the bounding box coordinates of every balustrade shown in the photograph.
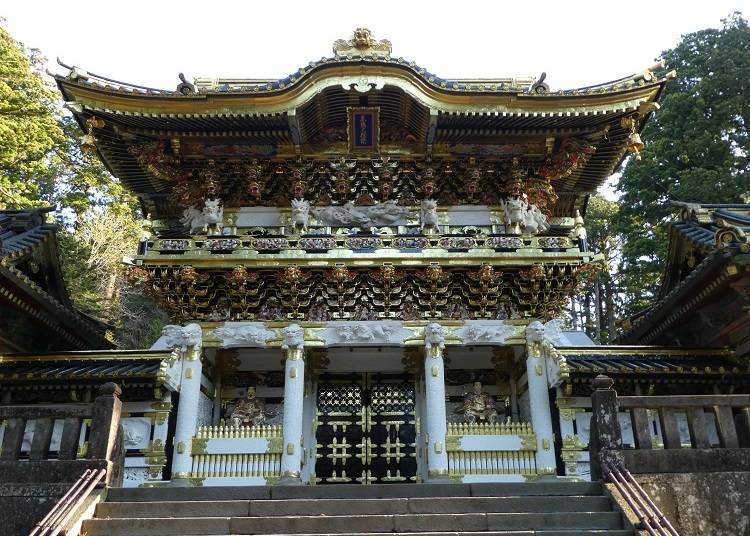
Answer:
[0,383,123,487]
[445,420,537,481]
[149,233,577,256]
[189,424,283,484]
[589,375,750,477]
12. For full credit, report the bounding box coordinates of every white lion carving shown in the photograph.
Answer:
[523,205,550,235]
[502,198,526,234]
[526,320,569,388]
[161,323,203,351]
[181,198,224,234]
[420,199,439,232]
[281,323,304,350]
[502,198,549,236]
[424,322,446,352]
[290,199,310,233]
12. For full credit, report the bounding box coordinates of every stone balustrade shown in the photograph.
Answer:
[589,374,750,478]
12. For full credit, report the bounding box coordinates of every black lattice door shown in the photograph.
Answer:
[314,374,416,484]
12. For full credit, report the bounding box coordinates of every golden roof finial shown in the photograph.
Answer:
[333,28,392,59]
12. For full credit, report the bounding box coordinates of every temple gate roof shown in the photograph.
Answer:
[54,29,672,220]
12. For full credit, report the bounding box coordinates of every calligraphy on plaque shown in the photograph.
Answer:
[347,107,380,153]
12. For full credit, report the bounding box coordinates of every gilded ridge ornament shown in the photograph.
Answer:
[333,28,392,59]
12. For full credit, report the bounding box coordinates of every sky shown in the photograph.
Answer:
[2,0,747,197]
[3,0,745,91]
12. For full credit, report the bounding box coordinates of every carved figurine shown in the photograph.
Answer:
[523,204,550,235]
[353,302,377,321]
[282,323,305,349]
[424,322,445,353]
[400,296,420,321]
[228,388,268,427]
[181,198,224,234]
[459,382,498,424]
[573,209,588,251]
[526,320,569,388]
[290,198,311,233]
[308,296,330,322]
[256,297,283,321]
[502,197,525,234]
[420,199,439,233]
[446,295,469,320]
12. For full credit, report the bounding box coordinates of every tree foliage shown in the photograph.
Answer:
[615,13,750,314]
[1,22,165,348]
[59,210,168,348]
[0,24,63,208]
[570,195,624,343]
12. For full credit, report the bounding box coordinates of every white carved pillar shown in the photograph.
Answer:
[423,323,449,481]
[280,324,305,484]
[157,324,203,484]
[525,321,558,476]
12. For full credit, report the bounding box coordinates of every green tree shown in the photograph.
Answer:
[0,23,63,208]
[1,22,165,348]
[615,13,750,314]
[59,208,167,348]
[571,195,624,343]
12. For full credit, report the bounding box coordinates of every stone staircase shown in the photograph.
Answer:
[83,481,633,536]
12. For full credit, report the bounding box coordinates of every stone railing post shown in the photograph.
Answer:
[87,382,123,461]
[423,323,449,481]
[589,374,623,480]
[280,324,306,484]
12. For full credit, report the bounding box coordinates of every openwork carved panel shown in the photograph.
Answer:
[135,263,585,322]
[129,142,593,215]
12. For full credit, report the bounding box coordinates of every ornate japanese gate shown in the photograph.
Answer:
[314,374,417,484]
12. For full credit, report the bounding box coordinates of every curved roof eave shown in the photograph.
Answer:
[55,61,667,120]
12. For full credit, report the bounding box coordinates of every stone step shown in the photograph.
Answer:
[82,512,625,535]
[108,532,634,536]
[106,481,603,503]
[97,496,614,519]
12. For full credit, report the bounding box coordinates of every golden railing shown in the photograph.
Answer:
[194,424,282,439]
[448,450,537,476]
[445,421,538,478]
[189,424,282,480]
[190,453,281,479]
[446,421,533,436]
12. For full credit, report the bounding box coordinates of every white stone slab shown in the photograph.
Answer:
[446,205,493,225]
[200,476,268,486]
[234,207,283,227]
[204,437,270,454]
[455,434,526,452]
[460,474,526,483]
